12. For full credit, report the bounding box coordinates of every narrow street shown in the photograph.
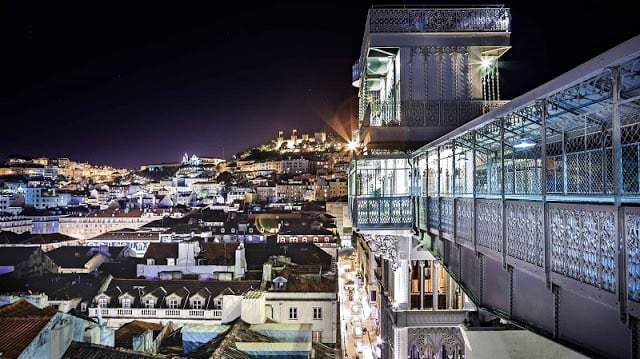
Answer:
[338,246,381,359]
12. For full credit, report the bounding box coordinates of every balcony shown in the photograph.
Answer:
[351,196,413,229]
[362,100,507,145]
[88,307,223,320]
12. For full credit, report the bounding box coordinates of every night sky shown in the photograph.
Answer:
[1,1,638,169]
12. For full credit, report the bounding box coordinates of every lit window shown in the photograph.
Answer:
[122,298,131,308]
[98,297,108,308]
[289,307,298,320]
[313,307,322,320]
[168,299,179,309]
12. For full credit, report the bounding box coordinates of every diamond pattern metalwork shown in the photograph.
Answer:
[455,198,473,243]
[506,201,544,267]
[476,199,502,253]
[550,204,616,292]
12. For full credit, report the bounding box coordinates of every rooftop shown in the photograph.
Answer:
[0,301,57,359]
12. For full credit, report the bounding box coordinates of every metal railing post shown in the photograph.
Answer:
[611,66,627,322]
[500,118,507,268]
[540,99,551,288]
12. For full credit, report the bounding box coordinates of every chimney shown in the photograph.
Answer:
[262,262,272,285]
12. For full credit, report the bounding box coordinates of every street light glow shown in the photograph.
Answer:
[347,139,359,151]
[480,57,494,70]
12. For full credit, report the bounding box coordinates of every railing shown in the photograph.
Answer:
[368,7,511,33]
[393,309,469,327]
[88,307,223,320]
[365,100,507,128]
[352,196,413,229]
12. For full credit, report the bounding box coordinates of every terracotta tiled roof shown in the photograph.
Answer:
[63,341,166,358]
[143,243,178,262]
[115,320,165,349]
[0,300,58,359]
[197,243,238,265]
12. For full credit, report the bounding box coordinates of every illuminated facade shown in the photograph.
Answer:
[348,5,640,359]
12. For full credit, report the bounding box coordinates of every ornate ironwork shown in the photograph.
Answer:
[627,210,640,302]
[368,7,510,33]
[440,197,454,235]
[364,234,401,271]
[455,198,473,242]
[506,201,544,267]
[428,196,439,230]
[354,196,413,227]
[476,199,502,252]
[549,204,616,292]
[408,327,465,359]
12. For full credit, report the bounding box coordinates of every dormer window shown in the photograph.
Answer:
[98,297,109,308]
[168,298,179,309]
[249,228,253,233]
[144,299,155,308]
[147,258,155,265]
[192,299,203,309]
[167,258,175,266]
[121,298,131,308]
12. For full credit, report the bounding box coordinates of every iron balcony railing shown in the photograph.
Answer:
[351,196,413,229]
[364,100,507,128]
[88,307,223,320]
[367,7,511,34]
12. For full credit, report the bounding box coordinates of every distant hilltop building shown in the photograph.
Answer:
[271,130,330,153]
[181,153,201,167]
[139,154,225,172]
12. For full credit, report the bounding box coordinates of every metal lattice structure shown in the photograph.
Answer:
[409,36,640,358]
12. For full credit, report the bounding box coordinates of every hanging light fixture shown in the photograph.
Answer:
[513,137,536,150]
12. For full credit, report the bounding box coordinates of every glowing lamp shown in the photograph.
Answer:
[513,137,536,150]
[347,140,360,152]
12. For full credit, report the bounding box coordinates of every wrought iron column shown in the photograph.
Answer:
[500,118,507,267]
[611,66,627,321]
[540,99,551,288]
[562,131,568,195]
[472,130,478,252]
[419,260,425,309]
[432,262,440,310]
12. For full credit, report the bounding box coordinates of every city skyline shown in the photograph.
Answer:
[2,1,638,168]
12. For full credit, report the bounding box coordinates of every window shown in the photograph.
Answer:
[122,298,131,308]
[167,258,175,266]
[370,290,377,302]
[192,300,202,309]
[98,297,108,308]
[313,307,323,320]
[145,299,155,308]
[289,307,298,320]
[147,258,155,265]
[168,298,179,309]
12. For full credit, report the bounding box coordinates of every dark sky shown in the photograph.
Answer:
[1,1,638,169]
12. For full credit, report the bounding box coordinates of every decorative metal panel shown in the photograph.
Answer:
[368,8,510,33]
[506,200,544,267]
[440,197,454,236]
[418,196,428,231]
[476,199,502,253]
[455,198,473,243]
[407,327,465,359]
[354,197,413,227]
[549,204,616,292]
[626,209,640,302]
[428,196,439,230]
